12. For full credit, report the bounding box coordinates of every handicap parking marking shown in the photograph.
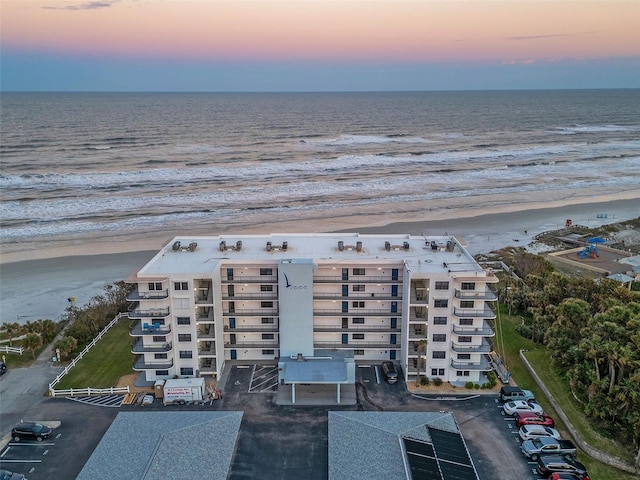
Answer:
[248,364,279,393]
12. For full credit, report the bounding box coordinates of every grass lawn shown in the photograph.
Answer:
[496,308,638,480]
[55,318,134,390]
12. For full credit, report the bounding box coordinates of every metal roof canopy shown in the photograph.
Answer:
[282,358,350,384]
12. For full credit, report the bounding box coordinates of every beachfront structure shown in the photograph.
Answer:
[127,233,498,385]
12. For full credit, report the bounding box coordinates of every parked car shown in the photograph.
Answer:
[549,473,586,480]
[0,469,27,480]
[521,437,577,460]
[503,400,544,416]
[514,411,555,428]
[0,362,6,375]
[11,422,52,442]
[499,385,535,402]
[537,454,590,479]
[519,424,562,441]
[381,361,398,384]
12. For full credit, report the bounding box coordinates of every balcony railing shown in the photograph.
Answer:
[128,308,171,319]
[195,294,214,305]
[314,275,402,284]
[224,341,279,348]
[451,339,492,353]
[314,309,401,317]
[452,324,495,337]
[313,325,400,333]
[313,293,401,301]
[223,292,278,300]
[130,323,172,336]
[454,289,498,301]
[198,345,217,356]
[127,289,169,301]
[197,325,216,339]
[223,309,279,317]
[314,342,400,349]
[222,275,278,284]
[450,356,492,371]
[133,355,173,371]
[199,359,217,373]
[131,338,172,354]
[224,325,279,332]
[453,306,496,319]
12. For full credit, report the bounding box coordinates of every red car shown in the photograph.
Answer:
[513,411,555,428]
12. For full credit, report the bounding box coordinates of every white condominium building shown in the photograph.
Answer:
[128,233,498,385]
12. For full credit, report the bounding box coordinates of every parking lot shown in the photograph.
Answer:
[1,362,565,479]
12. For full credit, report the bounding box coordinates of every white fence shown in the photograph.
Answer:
[0,346,24,355]
[49,312,130,397]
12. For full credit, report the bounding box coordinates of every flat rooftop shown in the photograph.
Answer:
[137,233,485,277]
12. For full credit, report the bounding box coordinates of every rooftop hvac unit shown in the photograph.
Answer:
[235,240,242,251]
[356,241,362,252]
[188,242,198,252]
[266,241,272,252]
[446,241,455,252]
[385,241,391,251]
[338,241,344,252]
[403,241,410,251]
[219,240,226,252]
[172,241,181,251]
[282,241,288,251]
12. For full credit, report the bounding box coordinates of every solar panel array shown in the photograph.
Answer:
[403,427,478,480]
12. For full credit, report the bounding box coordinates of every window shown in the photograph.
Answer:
[180,368,194,376]
[177,317,191,325]
[178,334,192,342]
[460,318,474,326]
[154,353,168,359]
[460,300,474,308]
[353,333,364,340]
[261,301,273,308]
[461,282,475,291]
[459,336,472,343]
[352,301,365,308]
[152,319,165,325]
[457,370,470,377]
[260,268,273,276]
[148,282,162,290]
[435,281,449,290]
[432,351,446,359]
[438,368,445,376]
[353,284,365,292]
[262,349,275,355]
[179,351,193,359]
[155,370,169,376]
[434,299,448,308]
[457,354,471,360]
[431,368,438,376]
[352,318,365,324]
[260,285,273,292]
[433,316,447,325]
[262,333,274,340]
[152,335,166,342]
[354,350,365,356]
[352,268,366,276]
[432,334,446,342]
[174,281,188,291]
[261,317,274,324]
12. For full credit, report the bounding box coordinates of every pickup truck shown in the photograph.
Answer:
[521,437,577,460]
[499,385,535,402]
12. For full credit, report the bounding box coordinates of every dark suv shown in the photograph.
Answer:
[381,361,398,384]
[537,454,589,479]
[11,422,52,442]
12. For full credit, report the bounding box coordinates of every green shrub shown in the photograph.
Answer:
[465,381,474,389]
[433,377,443,386]
[420,376,429,386]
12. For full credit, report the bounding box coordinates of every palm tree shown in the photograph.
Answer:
[2,322,22,346]
[22,333,42,359]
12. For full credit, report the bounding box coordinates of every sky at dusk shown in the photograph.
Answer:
[1,0,639,92]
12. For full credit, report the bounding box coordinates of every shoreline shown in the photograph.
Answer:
[2,194,638,265]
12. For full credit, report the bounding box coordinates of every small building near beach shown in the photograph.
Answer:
[127,233,498,387]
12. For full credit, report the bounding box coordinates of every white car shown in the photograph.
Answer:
[503,400,544,416]
[518,424,561,441]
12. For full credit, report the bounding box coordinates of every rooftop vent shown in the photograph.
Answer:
[172,240,198,252]
[266,241,288,252]
[172,241,181,251]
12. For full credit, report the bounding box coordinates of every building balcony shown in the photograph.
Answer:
[453,306,496,319]
[133,355,173,371]
[452,323,495,337]
[454,289,498,301]
[199,358,217,374]
[223,292,278,300]
[197,325,216,340]
[314,341,400,349]
[224,325,279,332]
[450,356,492,371]
[313,293,400,301]
[195,293,214,305]
[408,327,427,338]
[196,315,215,324]
[131,338,172,354]
[408,315,428,323]
[224,341,279,349]
[223,309,279,317]
[127,289,169,301]
[313,275,402,284]
[314,309,401,317]
[221,275,278,284]
[128,308,171,319]
[451,339,492,353]
[130,323,172,337]
[313,325,401,333]
[198,344,217,356]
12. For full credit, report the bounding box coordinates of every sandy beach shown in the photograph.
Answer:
[1,196,638,325]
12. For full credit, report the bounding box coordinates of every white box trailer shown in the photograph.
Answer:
[162,377,205,405]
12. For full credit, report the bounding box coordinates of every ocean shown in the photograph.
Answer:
[1,90,640,249]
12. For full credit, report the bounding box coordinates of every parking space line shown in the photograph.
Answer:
[1,447,9,457]
[0,459,42,463]
[7,442,55,447]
